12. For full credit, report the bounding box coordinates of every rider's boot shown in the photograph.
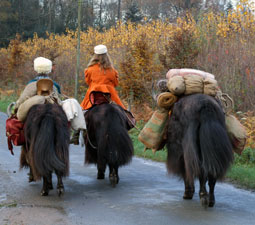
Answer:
[70,129,80,145]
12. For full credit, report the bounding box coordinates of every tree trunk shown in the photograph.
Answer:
[118,0,121,20]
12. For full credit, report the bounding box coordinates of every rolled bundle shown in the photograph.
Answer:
[167,76,185,95]
[17,95,46,121]
[203,78,219,96]
[157,79,169,92]
[15,82,37,109]
[184,74,203,95]
[157,92,178,109]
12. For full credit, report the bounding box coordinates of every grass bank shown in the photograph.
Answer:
[0,94,17,114]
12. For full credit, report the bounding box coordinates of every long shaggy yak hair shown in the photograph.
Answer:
[85,103,134,167]
[21,103,70,180]
[166,94,233,182]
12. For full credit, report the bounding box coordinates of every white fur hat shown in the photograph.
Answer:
[34,57,52,74]
[94,44,107,55]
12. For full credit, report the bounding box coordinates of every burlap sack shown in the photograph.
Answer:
[183,74,204,95]
[157,92,178,110]
[17,95,46,121]
[225,114,247,155]
[167,76,185,95]
[203,78,219,96]
[15,82,37,109]
[138,109,169,150]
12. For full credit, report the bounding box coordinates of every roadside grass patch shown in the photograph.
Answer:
[129,120,167,162]
[0,202,17,208]
[226,164,255,190]
[0,94,17,113]
[226,148,255,190]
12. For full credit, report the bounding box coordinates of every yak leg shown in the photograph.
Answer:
[28,167,35,183]
[41,175,51,196]
[109,164,119,187]
[199,174,208,208]
[208,174,216,207]
[56,171,64,197]
[183,175,195,200]
[97,163,106,180]
[48,173,53,190]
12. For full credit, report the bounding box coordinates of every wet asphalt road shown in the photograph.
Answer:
[0,111,255,225]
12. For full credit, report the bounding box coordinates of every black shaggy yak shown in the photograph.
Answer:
[166,94,233,207]
[84,103,134,187]
[20,103,70,196]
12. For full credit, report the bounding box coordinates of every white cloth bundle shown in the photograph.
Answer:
[62,98,86,130]
[166,68,215,80]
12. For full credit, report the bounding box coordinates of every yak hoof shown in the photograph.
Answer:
[183,189,194,199]
[57,186,65,197]
[97,172,105,180]
[109,174,118,188]
[41,189,49,196]
[208,196,215,207]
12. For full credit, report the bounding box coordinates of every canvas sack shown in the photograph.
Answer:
[138,109,169,151]
[225,114,247,155]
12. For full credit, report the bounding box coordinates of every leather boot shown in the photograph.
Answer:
[70,130,80,145]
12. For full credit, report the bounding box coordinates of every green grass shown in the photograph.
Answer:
[226,164,255,190]
[0,202,17,208]
[129,120,167,162]
[0,95,17,113]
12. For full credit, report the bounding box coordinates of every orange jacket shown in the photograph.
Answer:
[80,64,126,110]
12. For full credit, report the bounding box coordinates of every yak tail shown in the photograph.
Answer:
[98,119,134,167]
[29,104,69,179]
[199,103,233,180]
[184,102,233,182]
[183,121,201,182]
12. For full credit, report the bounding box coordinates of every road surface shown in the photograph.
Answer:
[0,112,254,225]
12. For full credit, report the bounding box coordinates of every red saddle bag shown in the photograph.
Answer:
[6,115,25,155]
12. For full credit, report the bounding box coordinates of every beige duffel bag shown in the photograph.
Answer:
[17,95,46,121]
[203,78,219,96]
[225,114,247,155]
[15,82,37,109]
[166,69,219,96]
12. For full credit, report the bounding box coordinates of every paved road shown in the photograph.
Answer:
[0,112,255,225]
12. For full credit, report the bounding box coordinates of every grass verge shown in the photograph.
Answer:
[129,121,167,162]
[226,164,255,190]
[0,94,17,114]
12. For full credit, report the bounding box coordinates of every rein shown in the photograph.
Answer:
[86,131,97,149]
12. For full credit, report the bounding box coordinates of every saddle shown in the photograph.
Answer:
[89,91,111,105]
[36,78,53,96]
[88,91,136,130]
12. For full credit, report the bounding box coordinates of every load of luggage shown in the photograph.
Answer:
[138,68,247,155]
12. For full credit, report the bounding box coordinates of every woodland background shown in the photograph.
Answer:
[0,0,254,148]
